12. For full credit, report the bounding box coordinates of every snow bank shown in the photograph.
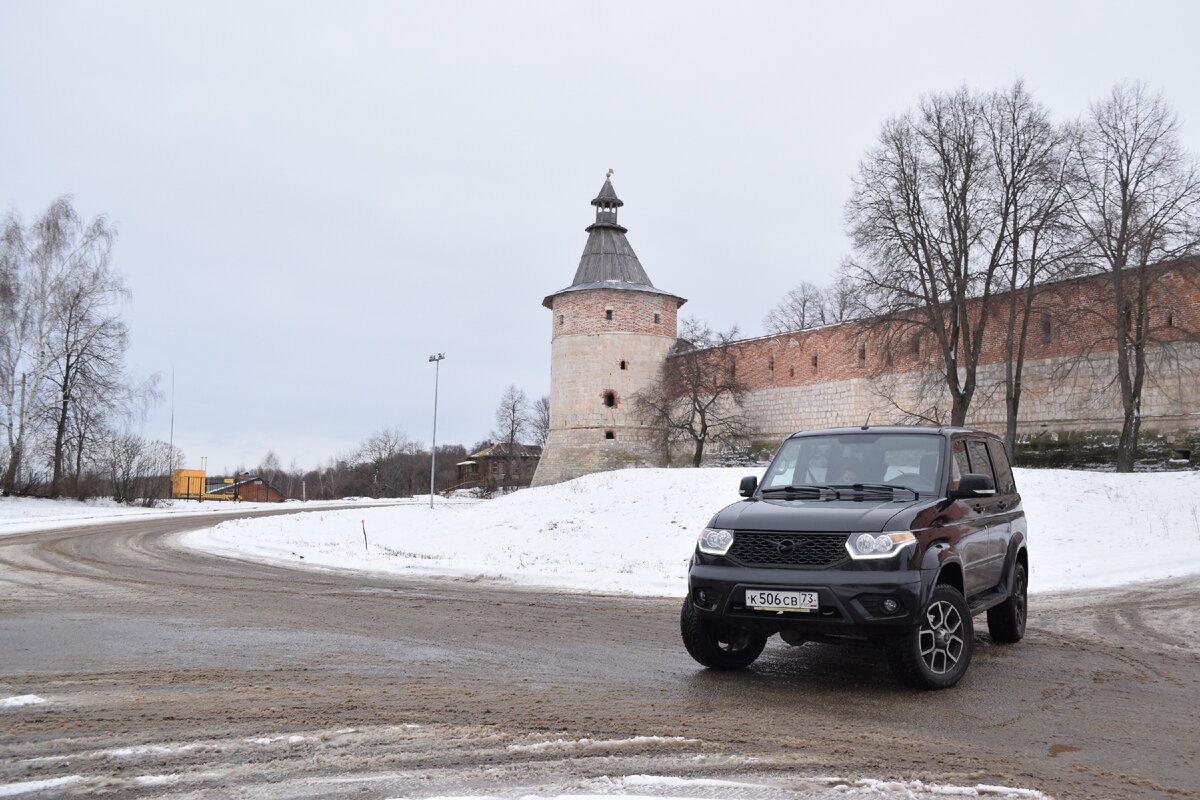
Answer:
[183,467,1200,596]
[0,495,415,537]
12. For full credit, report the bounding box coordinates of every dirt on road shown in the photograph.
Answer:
[1,512,1198,799]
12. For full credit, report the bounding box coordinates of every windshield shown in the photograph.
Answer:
[761,433,944,494]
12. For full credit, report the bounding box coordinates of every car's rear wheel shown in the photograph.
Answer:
[887,584,973,689]
[680,598,767,670]
[987,561,1027,643]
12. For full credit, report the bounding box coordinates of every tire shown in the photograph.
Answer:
[887,584,973,690]
[680,598,767,670]
[987,561,1027,643]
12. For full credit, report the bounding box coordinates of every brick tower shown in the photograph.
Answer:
[531,175,687,486]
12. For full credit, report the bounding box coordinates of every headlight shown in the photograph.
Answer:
[846,531,917,560]
[697,528,735,556]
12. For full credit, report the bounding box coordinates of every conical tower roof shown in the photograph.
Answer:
[544,175,685,308]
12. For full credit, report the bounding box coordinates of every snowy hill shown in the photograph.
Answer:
[184,467,1200,596]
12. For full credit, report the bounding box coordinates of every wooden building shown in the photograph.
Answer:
[456,443,543,490]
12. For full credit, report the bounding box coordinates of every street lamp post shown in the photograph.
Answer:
[428,353,445,508]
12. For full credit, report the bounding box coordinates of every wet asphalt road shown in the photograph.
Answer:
[0,511,1198,799]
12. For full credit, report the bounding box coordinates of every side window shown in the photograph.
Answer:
[986,440,1017,494]
[950,440,969,489]
[965,440,996,484]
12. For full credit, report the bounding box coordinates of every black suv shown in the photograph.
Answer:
[681,425,1028,689]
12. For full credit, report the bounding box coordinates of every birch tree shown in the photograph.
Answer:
[44,218,127,496]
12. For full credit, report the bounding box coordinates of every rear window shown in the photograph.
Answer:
[966,440,996,484]
[986,439,1017,494]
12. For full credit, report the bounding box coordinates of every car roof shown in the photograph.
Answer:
[785,425,994,440]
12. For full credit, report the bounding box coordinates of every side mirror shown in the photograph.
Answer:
[948,473,996,500]
[739,475,759,498]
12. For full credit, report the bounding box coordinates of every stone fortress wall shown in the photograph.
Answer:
[723,261,1200,449]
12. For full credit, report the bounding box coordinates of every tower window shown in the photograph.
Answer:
[654,313,661,324]
[811,353,818,372]
[857,344,866,368]
[605,430,615,440]
[1040,315,1053,344]
[603,391,616,408]
[1167,311,1175,327]
[911,334,921,358]
[619,360,627,370]
[558,314,564,326]
[605,309,613,321]
[789,365,795,378]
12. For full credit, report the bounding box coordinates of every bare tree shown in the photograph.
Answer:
[531,394,551,446]
[100,432,181,506]
[846,87,1016,426]
[356,427,409,496]
[822,273,861,324]
[763,280,828,333]
[986,82,1080,456]
[258,450,282,489]
[1068,83,1200,471]
[490,385,530,488]
[42,213,128,496]
[633,318,750,467]
[0,202,71,494]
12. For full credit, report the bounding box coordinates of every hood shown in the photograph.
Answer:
[708,496,939,533]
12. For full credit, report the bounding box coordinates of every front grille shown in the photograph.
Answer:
[729,531,849,568]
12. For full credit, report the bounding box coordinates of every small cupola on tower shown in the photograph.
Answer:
[591,169,625,229]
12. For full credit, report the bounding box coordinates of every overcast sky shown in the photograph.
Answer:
[2,1,1199,472]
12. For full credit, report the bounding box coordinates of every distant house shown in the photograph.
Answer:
[204,473,287,503]
[456,443,543,490]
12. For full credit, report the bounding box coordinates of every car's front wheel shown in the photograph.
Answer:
[680,598,767,670]
[887,584,973,689]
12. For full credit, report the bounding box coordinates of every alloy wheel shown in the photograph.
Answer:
[919,600,965,674]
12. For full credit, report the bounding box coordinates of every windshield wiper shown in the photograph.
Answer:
[830,483,921,499]
[759,484,834,497]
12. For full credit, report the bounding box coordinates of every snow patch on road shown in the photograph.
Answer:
[0,695,47,708]
[185,466,1200,596]
[622,774,767,788]
[0,776,83,796]
[507,735,698,753]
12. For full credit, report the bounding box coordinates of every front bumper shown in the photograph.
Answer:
[687,562,924,637]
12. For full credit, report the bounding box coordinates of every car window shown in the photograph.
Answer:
[986,439,1017,494]
[949,440,969,489]
[965,440,996,483]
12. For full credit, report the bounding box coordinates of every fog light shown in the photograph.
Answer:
[882,598,899,614]
[697,590,709,605]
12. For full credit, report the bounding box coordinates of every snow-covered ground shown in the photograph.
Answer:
[184,467,1200,596]
[0,495,416,537]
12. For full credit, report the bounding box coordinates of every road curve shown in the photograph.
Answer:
[1,510,1198,799]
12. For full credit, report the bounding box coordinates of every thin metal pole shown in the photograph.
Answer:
[168,368,175,498]
[429,353,445,507]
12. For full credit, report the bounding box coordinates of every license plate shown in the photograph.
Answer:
[745,589,818,612]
